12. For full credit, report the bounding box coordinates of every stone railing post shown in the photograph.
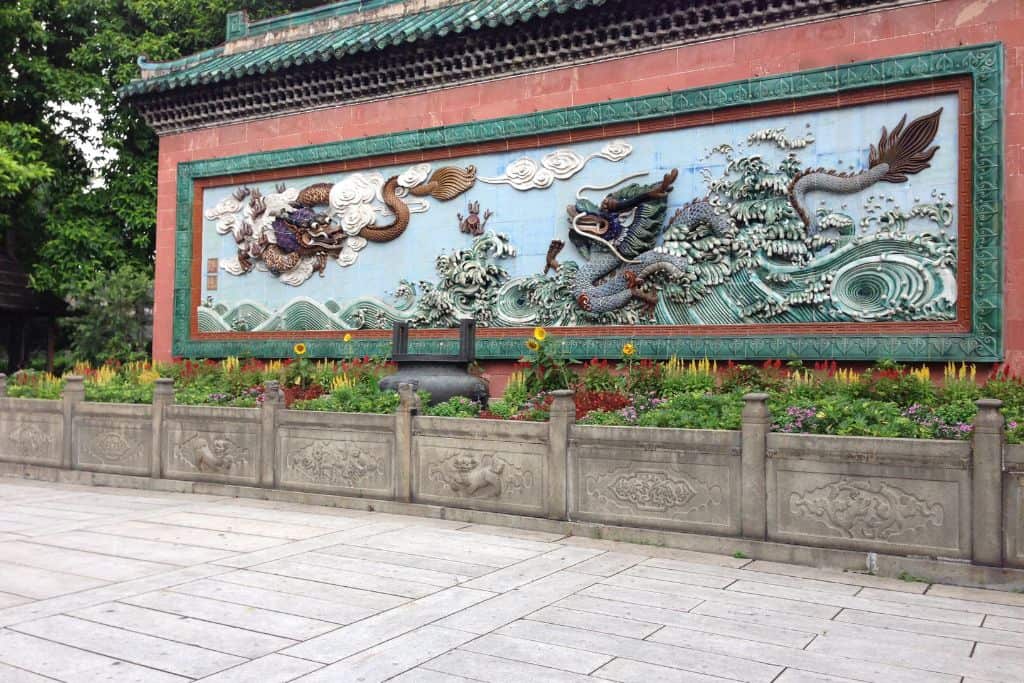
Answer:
[0,373,7,398]
[972,398,1004,566]
[151,379,173,479]
[547,389,575,521]
[394,382,420,502]
[741,392,770,540]
[62,375,85,469]
[260,380,285,487]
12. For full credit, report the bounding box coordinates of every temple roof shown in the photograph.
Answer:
[121,0,608,97]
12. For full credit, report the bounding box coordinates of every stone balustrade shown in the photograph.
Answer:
[0,374,1019,569]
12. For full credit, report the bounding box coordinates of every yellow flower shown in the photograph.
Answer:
[533,327,547,342]
[525,339,540,352]
[293,343,307,356]
[622,342,637,357]
[343,333,353,343]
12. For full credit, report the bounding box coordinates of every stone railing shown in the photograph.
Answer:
[0,374,1021,569]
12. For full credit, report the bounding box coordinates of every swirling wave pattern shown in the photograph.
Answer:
[829,254,956,321]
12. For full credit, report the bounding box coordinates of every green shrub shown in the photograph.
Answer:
[578,410,632,426]
[580,359,622,392]
[425,396,481,418]
[293,384,400,414]
[638,392,744,430]
[61,265,153,363]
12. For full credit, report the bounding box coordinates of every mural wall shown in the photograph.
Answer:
[197,93,960,337]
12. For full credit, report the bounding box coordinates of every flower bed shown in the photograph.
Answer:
[7,328,1024,441]
[7,353,400,413]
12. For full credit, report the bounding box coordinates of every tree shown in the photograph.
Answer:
[2,0,322,299]
[61,263,153,362]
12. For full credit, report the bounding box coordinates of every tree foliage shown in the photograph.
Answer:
[62,263,154,362]
[1,0,321,296]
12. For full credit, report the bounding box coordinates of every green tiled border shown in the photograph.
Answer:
[173,43,1004,361]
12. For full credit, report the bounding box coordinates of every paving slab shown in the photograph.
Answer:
[497,618,783,682]
[122,590,338,640]
[10,614,244,678]
[72,601,297,658]
[251,557,443,598]
[315,542,494,578]
[212,567,408,611]
[422,649,603,683]
[196,654,323,683]
[594,657,738,682]
[436,571,598,634]
[460,632,613,674]
[462,546,601,592]
[0,561,109,599]
[744,559,929,594]
[0,540,176,582]
[648,625,960,683]
[295,625,478,682]
[29,529,237,566]
[558,594,816,648]
[833,609,1024,648]
[0,478,1021,683]
[527,605,661,639]
[90,520,286,553]
[283,586,494,663]
[170,577,380,624]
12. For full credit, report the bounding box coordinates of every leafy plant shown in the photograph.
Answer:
[521,327,576,393]
[425,396,481,418]
[578,410,632,426]
[580,358,622,392]
[662,357,716,396]
[7,370,64,399]
[638,392,744,430]
[60,264,152,363]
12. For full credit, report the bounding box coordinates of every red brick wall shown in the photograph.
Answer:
[154,0,1024,378]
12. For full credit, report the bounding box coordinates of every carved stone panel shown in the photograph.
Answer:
[73,418,152,474]
[0,411,62,465]
[163,420,259,483]
[278,427,393,497]
[414,435,544,515]
[770,469,963,556]
[574,450,738,534]
[1006,474,1024,569]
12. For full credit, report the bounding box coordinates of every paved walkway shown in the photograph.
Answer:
[0,481,1021,682]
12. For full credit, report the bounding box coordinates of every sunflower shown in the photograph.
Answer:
[525,339,540,352]
[343,333,353,343]
[293,343,307,356]
[533,327,547,342]
[621,342,637,357]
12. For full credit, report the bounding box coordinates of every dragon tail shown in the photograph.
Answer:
[868,108,942,183]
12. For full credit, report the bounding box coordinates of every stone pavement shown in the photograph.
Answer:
[0,481,1022,682]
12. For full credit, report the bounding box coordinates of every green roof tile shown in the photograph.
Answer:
[122,0,608,98]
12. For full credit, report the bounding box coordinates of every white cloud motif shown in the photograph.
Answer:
[479,139,633,191]
[541,150,585,179]
[340,203,377,235]
[330,173,380,209]
[594,139,633,162]
[397,163,431,188]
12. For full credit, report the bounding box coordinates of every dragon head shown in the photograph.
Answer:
[567,169,677,262]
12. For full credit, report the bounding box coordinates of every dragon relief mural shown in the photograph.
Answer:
[199,107,958,332]
[205,163,478,286]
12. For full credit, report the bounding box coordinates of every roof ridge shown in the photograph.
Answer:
[123,0,608,94]
[240,0,409,39]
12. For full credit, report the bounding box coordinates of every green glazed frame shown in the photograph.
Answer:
[173,43,1004,361]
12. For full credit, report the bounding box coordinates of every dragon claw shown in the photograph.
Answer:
[576,293,592,312]
[634,289,659,312]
